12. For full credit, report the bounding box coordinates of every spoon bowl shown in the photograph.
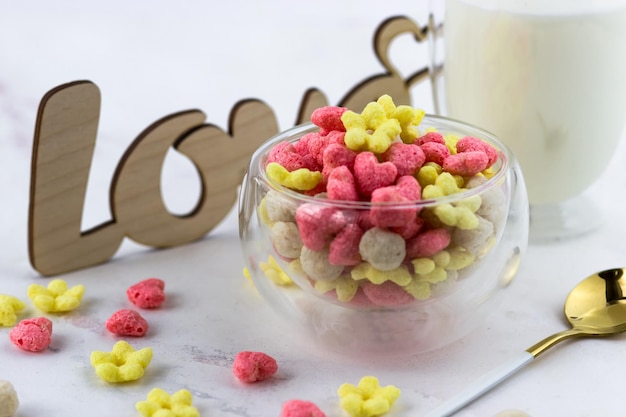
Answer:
[425,267,626,417]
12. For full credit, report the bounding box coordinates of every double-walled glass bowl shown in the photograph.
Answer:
[239,115,528,355]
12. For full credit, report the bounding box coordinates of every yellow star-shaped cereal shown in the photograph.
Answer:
[351,263,412,286]
[314,275,359,302]
[341,100,401,154]
[265,162,322,191]
[90,341,153,383]
[444,133,460,154]
[0,294,26,326]
[421,173,482,229]
[259,255,294,286]
[432,204,479,230]
[422,172,463,199]
[338,376,401,417]
[377,94,425,144]
[402,278,432,300]
[136,388,199,417]
[27,278,84,313]
[416,162,442,188]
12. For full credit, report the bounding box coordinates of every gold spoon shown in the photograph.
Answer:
[424,267,626,417]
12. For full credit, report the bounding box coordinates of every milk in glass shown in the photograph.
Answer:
[443,0,626,204]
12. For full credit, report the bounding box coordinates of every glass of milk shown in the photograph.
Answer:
[429,0,626,240]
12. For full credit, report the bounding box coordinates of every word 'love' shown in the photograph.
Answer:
[27,16,429,276]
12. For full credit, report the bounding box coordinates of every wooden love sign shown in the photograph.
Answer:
[27,16,430,276]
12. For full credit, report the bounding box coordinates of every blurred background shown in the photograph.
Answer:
[0,0,431,268]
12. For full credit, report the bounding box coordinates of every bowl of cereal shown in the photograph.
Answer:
[239,95,529,355]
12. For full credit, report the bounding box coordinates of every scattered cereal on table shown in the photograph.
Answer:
[90,340,153,383]
[136,388,199,417]
[232,351,278,383]
[27,278,84,313]
[0,380,18,417]
[106,309,149,337]
[337,376,400,417]
[281,399,326,417]
[9,317,52,352]
[0,295,25,327]
[127,278,166,309]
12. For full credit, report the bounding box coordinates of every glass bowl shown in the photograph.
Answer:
[239,115,529,356]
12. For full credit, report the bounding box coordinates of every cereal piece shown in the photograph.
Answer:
[127,278,166,309]
[136,388,199,417]
[315,275,359,302]
[417,131,445,145]
[322,143,357,177]
[295,132,330,170]
[337,376,401,417]
[311,105,348,135]
[381,142,425,176]
[422,172,463,199]
[452,215,495,255]
[445,249,475,270]
[351,263,412,286]
[0,295,25,327]
[260,255,294,285]
[390,216,425,240]
[9,317,52,352]
[266,162,323,191]
[414,265,448,284]
[90,340,153,383]
[106,309,149,337]
[341,100,401,154]
[370,186,412,228]
[395,174,421,200]
[27,278,84,313]
[443,151,489,176]
[232,351,278,383]
[267,141,319,172]
[432,201,480,230]
[406,228,451,259]
[416,163,442,188]
[420,141,450,165]
[300,247,344,281]
[329,224,364,266]
[466,175,507,227]
[377,94,424,143]
[295,204,347,251]
[327,165,359,201]
[281,400,326,417]
[353,152,398,197]
[456,136,498,166]
[362,281,414,306]
[0,380,18,417]
[358,228,405,271]
[370,177,420,229]
[271,221,303,259]
[402,277,432,300]
[263,190,297,223]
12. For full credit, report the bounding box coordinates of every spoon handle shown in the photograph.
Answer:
[421,351,534,417]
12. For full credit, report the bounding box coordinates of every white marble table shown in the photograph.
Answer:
[2,1,626,416]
